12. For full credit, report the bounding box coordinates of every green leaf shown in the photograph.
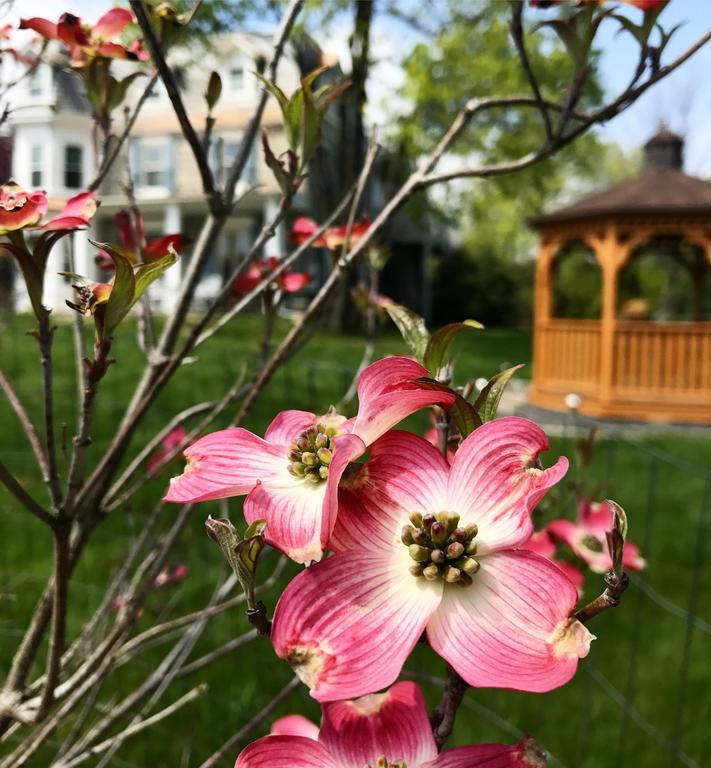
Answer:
[134,245,179,302]
[106,71,144,112]
[383,301,429,362]
[261,131,292,195]
[424,319,483,377]
[97,242,136,339]
[606,499,628,541]
[205,70,222,111]
[473,364,525,423]
[414,378,482,438]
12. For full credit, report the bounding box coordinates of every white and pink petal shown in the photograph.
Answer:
[424,736,548,768]
[164,428,287,503]
[264,410,317,446]
[318,681,437,768]
[235,735,337,768]
[271,551,442,702]
[270,715,320,740]
[426,550,593,693]
[448,417,568,553]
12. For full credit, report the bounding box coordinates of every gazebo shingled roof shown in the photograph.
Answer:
[528,128,711,424]
[533,129,711,226]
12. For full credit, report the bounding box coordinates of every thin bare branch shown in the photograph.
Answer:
[0,460,55,527]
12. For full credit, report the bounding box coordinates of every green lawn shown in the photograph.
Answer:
[0,312,709,767]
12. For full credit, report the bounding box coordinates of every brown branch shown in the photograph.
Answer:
[575,569,630,624]
[0,460,55,527]
[510,0,553,142]
[429,664,469,749]
[0,369,50,485]
[198,677,301,768]
[36,314,62,511]
[129,1,217,204]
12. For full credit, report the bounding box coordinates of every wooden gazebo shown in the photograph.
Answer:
[530,129,711,424]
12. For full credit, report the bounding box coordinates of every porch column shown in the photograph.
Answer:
[263,195,284,258]
[160,203,182,313]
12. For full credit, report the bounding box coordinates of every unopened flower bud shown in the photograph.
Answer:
[430,521,446,543]
[319,465,329,479]
[465,523,478,539]
[296,436,309,451]
[451,527,468,543]
[288,449,301,461]
[446,542,465,560]
[445,512,461,533]
[301,451,318,467]
[316,447,332,465]
[288,462,306,477]
[458,572,473,587]
[444,566,461,583]
[422,513,436,531]
[409,544,432,562]
[430,548,445,564]
[304,471,321,483]
[466,540,478,555]
[325,426,339,437]
[409,511,423,527]
[457,556,480,575]
[412,528,429,546]
[422,564,440,581]
[401,525,415,545]
[315,432,329,449]
[409,563,424,577]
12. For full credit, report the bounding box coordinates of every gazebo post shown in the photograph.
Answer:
[531,240,558,396]
[591,227,624,406]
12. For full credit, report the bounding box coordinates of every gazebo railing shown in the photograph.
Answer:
[535,319,602,392]
[613,321,711,397]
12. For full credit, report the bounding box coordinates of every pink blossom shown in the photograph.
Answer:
[238,681,547,767]
[20,10,145,63]
[547,500,646,574]
[147,426,187,475]
[165,357,456,564]
[97,210,184,270]
[0,183,47,234]
[271,419,593,700]
[289,216,371,251]
[153,564,189,588]
[520,528,585,592]
[270,715,320,740]
[290,216,326,247]
[233,256,311,294]
[41,192,97,231]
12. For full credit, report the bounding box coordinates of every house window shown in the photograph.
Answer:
[228,64,245,92]
[31,145,43,187]
[64,145,83,188]
[211,137,257,186]
[28,69,42,97]
[135,140,170,188]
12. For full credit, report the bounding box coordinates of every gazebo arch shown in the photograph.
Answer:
[530,129,711,423]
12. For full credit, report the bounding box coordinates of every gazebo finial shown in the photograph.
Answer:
[643,125,684,171]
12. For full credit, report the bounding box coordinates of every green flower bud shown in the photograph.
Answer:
[296,436,309,451]
[315,432,329,449]
[445,512,461,534]
[319,465,329,480]
[304,470,321,484]
[409,544,432,562]
[422,564,440,581]
[431,548,445,564]
[325,426,339,437]
[446,542,465,560]
[444,566,461,583]
[430,521,447,543]
[409,511,423,527]
[409,563,424,577]
[465,523,478,539]
[465,540,478,556]
[422,513,436,532]
[316,447,332,465]
[288,461,306,477]
[288,448,301,461]
[301,451,318,467]
[458,572,473,587]
[457,557,480,575]
[401,525,415,545]
[412,528,429,546]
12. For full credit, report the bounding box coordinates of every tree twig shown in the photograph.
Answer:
[0,460,55,527]
[575,569,630,624]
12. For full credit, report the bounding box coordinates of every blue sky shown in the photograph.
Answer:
[12,0,711,173]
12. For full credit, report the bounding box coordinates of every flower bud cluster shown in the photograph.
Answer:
[362,758,407,768]
[287,424,338,483]
[403,511,479,586]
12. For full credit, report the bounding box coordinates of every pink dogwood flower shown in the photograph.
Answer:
[547,500,646,574]
[40,192,97,231]
[0,184,96,235]
[238,681,548,768]
[96,209,184,270]
[233,256,311,294]
[271,418,594,701]
[521,528,585,592]
[289,216,371,251]
[20,10,146,63]
[165,357,456,564]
